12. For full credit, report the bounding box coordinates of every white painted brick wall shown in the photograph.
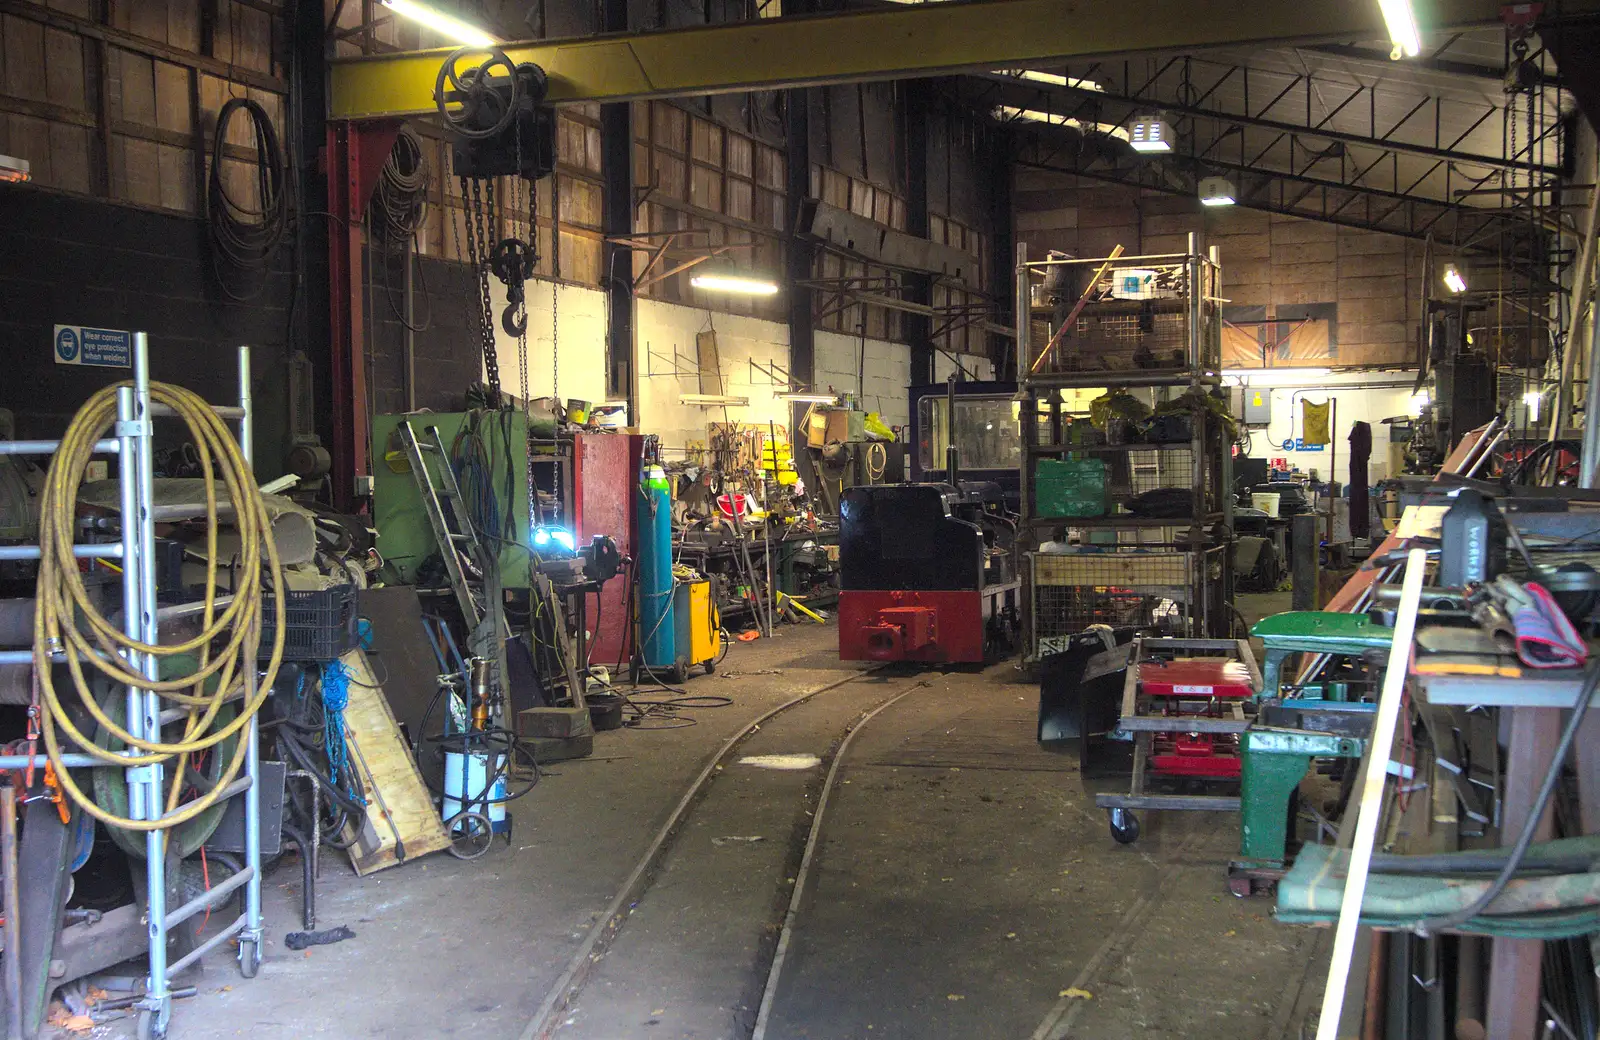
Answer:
[480,277,965,450]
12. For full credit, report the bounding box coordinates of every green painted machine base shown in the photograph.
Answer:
[1237,728,1364,870]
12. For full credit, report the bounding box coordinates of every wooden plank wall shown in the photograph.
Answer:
[1014,168,1426,368]
[0,0,285,218]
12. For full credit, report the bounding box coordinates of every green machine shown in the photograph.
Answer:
[371,410,533,590]
[1230,611,1393,892]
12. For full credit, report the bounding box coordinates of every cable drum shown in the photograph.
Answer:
[34,381,286,832]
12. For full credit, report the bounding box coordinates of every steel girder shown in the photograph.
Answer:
[325,0,1600,119]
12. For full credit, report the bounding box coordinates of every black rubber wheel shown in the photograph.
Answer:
[137,1007,167,1040]
[447,812,495,860]
[238,937,261,978]
[704,659,715,675]
[1108,808,1140,845]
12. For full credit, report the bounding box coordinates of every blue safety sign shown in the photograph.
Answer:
[1281,437,1325,452]
[54,324,131,368]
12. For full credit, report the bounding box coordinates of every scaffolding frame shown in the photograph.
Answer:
[0,335,262,1039]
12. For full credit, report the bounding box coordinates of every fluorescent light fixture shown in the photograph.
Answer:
[1523,389,1543,421]
[1442,263,1467,294]
[0,153,29,183]
[689,268,780,296]
[1198,175,1236,207]
[992,106,1129,142]
[1128,115,1173,153]
[381,0,498,46]
[994,70,1103,92]
[1378,0,1422,58]
[1221,367,1332,385]
[680,393,752,406]
[776,391,840,404]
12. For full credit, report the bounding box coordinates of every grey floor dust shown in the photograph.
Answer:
[79,606,1323,1040]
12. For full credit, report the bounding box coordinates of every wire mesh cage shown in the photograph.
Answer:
[1029,550,1197,651]
[1026,253,1222,380]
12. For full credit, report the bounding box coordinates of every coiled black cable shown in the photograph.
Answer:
[370,125,430,243]
[206,97,287,301]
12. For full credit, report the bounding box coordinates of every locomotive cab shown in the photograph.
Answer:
[837,482,1020,664]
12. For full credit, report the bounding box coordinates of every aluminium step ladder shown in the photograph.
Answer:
[396,421,511,719]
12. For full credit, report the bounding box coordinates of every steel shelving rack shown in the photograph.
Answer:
[0,334,262,1039]
[1014,233,1234,664]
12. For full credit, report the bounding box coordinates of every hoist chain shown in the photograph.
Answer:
[461,173,502,403]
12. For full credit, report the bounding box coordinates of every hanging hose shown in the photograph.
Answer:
[33,381,285,832]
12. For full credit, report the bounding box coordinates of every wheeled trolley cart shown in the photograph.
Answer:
[1093,637,1261,843]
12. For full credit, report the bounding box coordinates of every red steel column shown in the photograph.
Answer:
[325,119,399,509]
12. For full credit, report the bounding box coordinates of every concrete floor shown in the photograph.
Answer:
[77,601,1324,1040]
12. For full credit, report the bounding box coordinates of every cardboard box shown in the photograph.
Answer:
[807,409,865,447]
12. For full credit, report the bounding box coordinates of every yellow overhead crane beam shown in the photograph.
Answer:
[329,0,1598,120]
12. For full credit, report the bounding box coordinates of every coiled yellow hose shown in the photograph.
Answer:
[32,381,285,831]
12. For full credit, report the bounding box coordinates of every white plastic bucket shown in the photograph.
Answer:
[442,749,508,830]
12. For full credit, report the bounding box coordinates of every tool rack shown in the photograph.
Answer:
[1092,636,1261,844]
[1013,234,1234,666]
[0,335,262,1039]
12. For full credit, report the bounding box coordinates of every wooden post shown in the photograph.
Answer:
[1485,707,1562,1040]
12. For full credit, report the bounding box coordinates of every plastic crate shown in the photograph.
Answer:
[258,584,360,662]
[1035,457,1107,518]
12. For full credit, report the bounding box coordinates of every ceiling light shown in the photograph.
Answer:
[1378,0,1421,58]
[690,272,779,296]
[1128,115,1173,153]
[776,391,840,404]
[1442,263,1467,294]
[992,106,1129,142]
[1198,176,1236,207]
[1221,367,1332,384]
[0,154,29,183]
[381,0,498,47]
[994,70,1103,92]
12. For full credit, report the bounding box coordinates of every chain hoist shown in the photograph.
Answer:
[460,173,503,403]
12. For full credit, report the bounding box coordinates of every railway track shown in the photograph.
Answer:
[518,665,934,1040]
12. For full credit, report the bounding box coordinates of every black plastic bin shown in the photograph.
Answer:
[258,584,361,662]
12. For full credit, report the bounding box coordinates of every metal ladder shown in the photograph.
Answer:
[397,421,494,630]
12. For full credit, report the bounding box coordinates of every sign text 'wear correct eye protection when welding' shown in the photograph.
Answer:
[54,325,131,368]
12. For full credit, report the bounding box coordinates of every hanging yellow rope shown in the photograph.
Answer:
[32,381,285,831]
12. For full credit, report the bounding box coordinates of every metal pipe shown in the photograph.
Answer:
[1582,298,1600,487]
[148,402,245,421]
[1551,154,1600,442]
[0,439,119,456]
[238,345,264,973]
[0,753,101,770]
[0,544,123,561]
[2,783,23,1040]
[116,384,145,827]
[944,373,960,486]
[163,914,247,980]
[237,346,253,474]
[162,866,255,931]
[132,332,170,1012]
